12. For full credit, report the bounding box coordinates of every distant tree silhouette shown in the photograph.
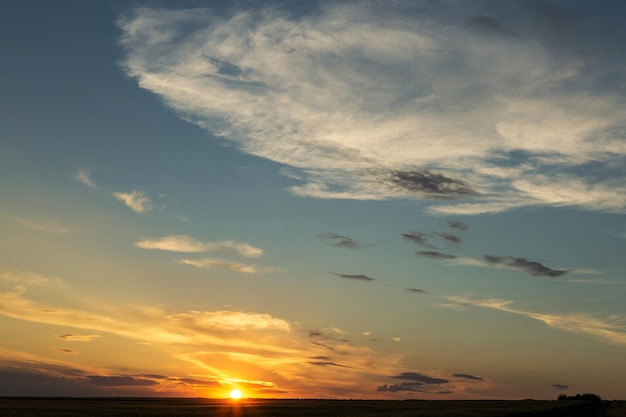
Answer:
[557,393,601,404]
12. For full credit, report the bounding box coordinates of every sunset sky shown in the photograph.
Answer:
[1,0,625,400]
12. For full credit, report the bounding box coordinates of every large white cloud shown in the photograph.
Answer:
[118,2,626,214]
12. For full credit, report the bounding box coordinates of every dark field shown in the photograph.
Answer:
[2,398,624,417]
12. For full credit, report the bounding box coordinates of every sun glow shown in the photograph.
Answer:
[229,389,242,399]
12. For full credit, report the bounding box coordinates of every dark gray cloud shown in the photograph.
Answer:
[88,375,159,387]
[59,349,74,354]
[433,231,462,245]
[405,288,427,294]
[376,382,423,392]
[169,377,220,386]
[552,384,569,390]
[466,15,518,37]
[417,251,457,260]
[402,231,434,248]
[317,233,374,249]
[392,372,449,384]
[447,220,468,231]
[453,373,483,381]
[387,170,478,199]
[329,272,375,281]
[483,255,569,277]
[139,374,168,379]
[307,361,352,368]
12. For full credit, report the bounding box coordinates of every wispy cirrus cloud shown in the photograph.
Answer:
[446,295,626,346]
[113,190,152,213]
[119,2,626,214]
[10,216,73,235]
[135,235,262,257]
[73,168,96,188]
[56,334,101,342]
[178,257,279,274]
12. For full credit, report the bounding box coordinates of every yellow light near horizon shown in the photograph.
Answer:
[229,389,242,399]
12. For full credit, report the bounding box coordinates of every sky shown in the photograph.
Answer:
[1,0,625,400]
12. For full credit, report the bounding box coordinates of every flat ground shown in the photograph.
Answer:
[1,398,622,417]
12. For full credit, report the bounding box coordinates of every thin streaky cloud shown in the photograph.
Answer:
[401,231,434,248]
[432,231,462,246]
[329,272,375,282]
[451,256,596,277]
[55,334,101,342]
[416,251,457,260]
[446,295,626,346]
[11,217,73,235]
[73,168,96,188]
[405,288,427,294]
[482,255,568,277]
[135,235,263,257]
[317,233,374,250]
[447,220,468,231]
[113,190,152,213]
[178,258,279,274]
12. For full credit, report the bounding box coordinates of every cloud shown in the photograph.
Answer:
[329,272,375,282]
[432,232,462,246]
[376,382,423,392]
[178,257,277,274]
[119,3,626,215]
[307,361,352,368]
[401,231,434,248]
[10,217,73,234]
[136,235,263,257]
[391,372,449,385]
[405,288,427,294]
[73,168,96,188]
[55,334,101,342]
[447,220,468,231]
[453,373,483,381]
[416,251,457,260]
[482,255,569,277]
[88,375,159,387]
[113,190,152,213]
[402,230,461,249]
[446,295,626,346]
[552,384,569,390]
[317,233,374,250]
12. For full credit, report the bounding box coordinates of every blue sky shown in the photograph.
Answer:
[1,0,625,399]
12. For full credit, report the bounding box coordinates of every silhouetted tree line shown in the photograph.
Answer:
[557,393,602,403]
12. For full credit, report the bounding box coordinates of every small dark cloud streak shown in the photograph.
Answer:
[483,255,569,277]
[453,373,483,381]
[402,231,434,248]
[317,233,374,250]
[405,288,427,294]
[388,169,478,199]
[392,372,449,384]
[329,272,375,281]
[417,251,457,260]
[447,220,468,231]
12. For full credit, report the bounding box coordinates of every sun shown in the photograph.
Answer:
[229,389,242,399]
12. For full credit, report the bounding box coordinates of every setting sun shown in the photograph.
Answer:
[229,389,242,399]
